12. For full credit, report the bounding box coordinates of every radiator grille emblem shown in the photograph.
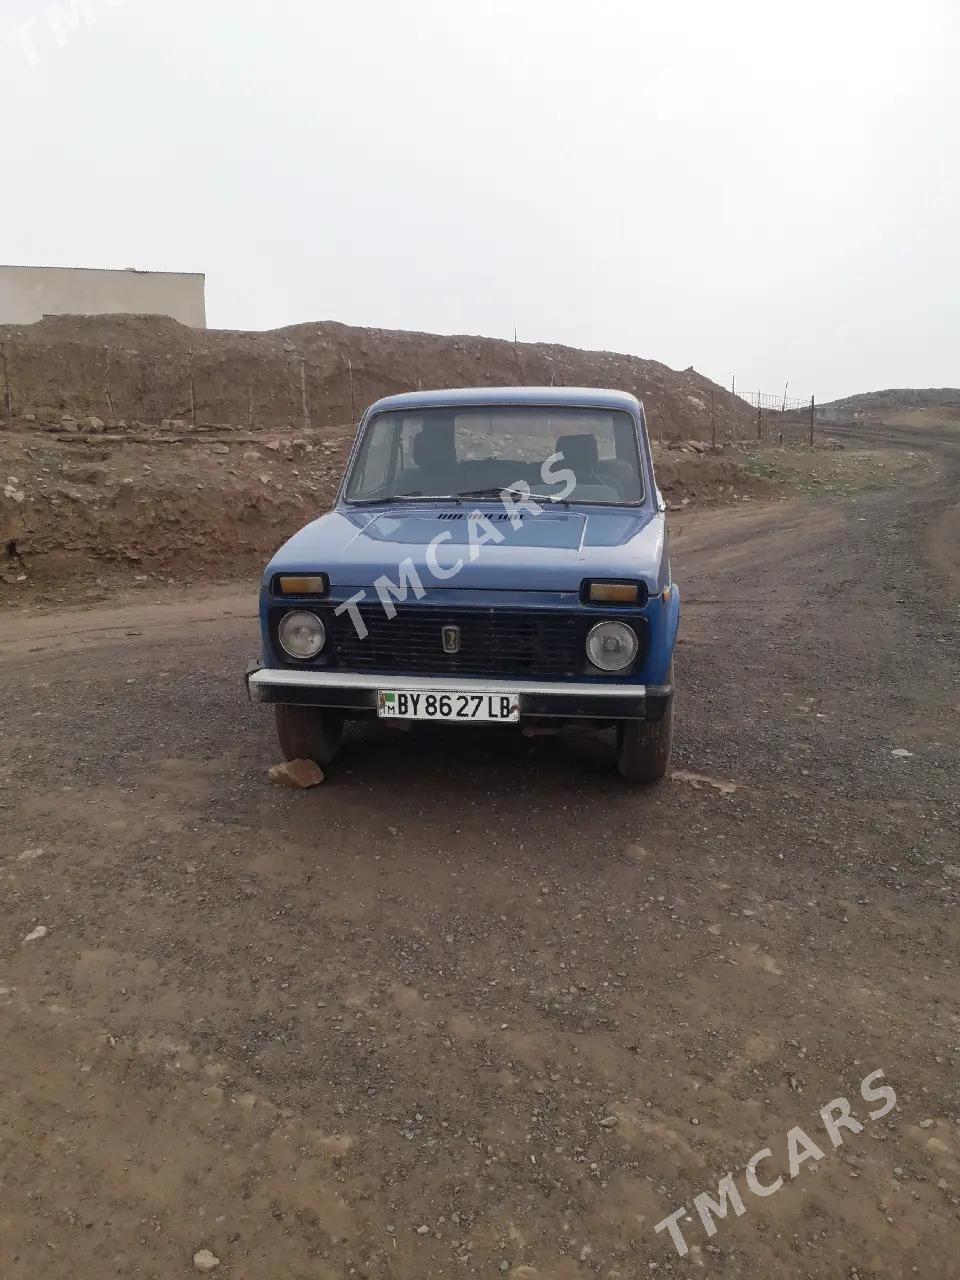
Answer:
[442,625,461,655]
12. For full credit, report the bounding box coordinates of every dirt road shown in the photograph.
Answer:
[1,426,958,1279]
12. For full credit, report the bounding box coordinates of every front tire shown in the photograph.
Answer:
[616,662,675,784]
[275,704,345,767]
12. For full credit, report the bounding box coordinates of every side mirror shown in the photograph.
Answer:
[656,488,667,513]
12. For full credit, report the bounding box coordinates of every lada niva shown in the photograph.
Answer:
[246,387,679,783]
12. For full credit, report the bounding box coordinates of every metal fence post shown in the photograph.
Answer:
[809,396,815,447]
[1,344,12,428]
[104,347,117,425]
[300,357,311,432]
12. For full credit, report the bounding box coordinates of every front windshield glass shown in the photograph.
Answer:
[344,406,646,505]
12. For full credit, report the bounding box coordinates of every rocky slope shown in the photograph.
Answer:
[0,314,756,442]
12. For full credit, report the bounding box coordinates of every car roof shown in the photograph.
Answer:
[365,386,642,415]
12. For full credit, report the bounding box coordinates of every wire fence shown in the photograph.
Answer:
[651,386,819,449]
[737,389,817,447]
[740,391,811,413]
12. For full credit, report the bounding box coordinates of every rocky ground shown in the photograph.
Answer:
[0,420,957,1279]
[7,426,735,604]
[1,413,925,607]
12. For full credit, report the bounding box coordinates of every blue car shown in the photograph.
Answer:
[246,387,680,782]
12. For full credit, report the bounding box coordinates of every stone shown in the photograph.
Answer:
[599,1115,619,1128]
[193,1250,221,1273]
[62,465,106,485]
[23,926,49,944]
[81,416,105,432]
[268,759,325,789]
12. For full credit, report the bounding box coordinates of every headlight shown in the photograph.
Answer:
[278,610,326,660]
[586,621,639,673]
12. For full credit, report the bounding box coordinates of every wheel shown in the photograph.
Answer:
[274,704,345,767]
[616,661,675,784]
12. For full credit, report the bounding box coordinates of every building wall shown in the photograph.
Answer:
[0,265,206,328]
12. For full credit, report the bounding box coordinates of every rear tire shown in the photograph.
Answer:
[616,661,675,784]
[275,704,345,767]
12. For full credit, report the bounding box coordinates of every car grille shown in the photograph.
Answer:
[328,606,587,678]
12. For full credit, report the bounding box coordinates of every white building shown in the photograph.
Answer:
[0,264,207,328]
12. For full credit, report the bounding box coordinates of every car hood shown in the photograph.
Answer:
[267,504,666,593]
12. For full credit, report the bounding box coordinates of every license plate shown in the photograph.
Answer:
[377,690,521,723]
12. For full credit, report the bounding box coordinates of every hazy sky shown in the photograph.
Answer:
[2,0,957,401]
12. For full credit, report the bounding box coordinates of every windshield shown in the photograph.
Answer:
[343,406,646,505]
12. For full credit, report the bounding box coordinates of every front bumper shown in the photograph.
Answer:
[246,664,672,722]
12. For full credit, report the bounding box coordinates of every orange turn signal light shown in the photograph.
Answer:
[276,575,329,596]
[588,582,641,604]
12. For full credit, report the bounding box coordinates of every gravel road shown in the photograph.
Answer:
[1,424,958,1279]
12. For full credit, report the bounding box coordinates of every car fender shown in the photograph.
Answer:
[643,586,680,685]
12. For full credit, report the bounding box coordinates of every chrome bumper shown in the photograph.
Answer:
[246,666,672,721]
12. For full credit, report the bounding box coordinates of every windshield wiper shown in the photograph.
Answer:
[349,491,429,505]
[453,485,554,501]
[456,489,576,509]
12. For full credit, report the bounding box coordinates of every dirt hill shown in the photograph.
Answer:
[0,314,756,442]
[817,386,960,425]
[0,316,778,601]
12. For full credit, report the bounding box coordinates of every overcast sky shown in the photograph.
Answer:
[2,0,957,401]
